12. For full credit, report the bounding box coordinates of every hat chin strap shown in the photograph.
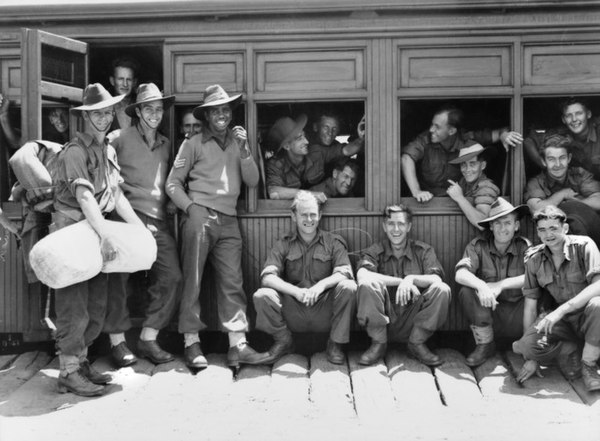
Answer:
[86,112,111,134]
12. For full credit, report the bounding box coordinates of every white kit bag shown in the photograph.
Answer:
[29,219,157,289]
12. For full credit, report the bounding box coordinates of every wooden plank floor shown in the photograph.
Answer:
[0,348,598,441]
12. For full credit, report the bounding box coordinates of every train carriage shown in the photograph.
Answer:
[0,0,599,345]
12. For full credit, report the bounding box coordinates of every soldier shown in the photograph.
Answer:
[455,198,530,366]
[253,191,357,364]
[356,204,451,366]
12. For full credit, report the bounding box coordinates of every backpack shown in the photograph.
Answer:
[8,140,63,211]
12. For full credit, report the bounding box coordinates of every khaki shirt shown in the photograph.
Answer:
[523,235,600,304]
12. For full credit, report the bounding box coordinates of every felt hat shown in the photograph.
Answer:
[448,143,488,164]
[124,83,175,117]
[192,85,242,119]
[71,83,125,113]
[267,114,308,151]
[477,197,529,228]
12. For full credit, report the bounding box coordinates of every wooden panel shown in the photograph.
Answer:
[2,58,20,99]
[173,52,244,94]
[524,44,600,86]
[399,46,511,88]
[256,50,364,92]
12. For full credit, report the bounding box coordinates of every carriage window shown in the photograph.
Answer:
[523,96,600,180]
[400,98,512,197]
[256,101,365,201]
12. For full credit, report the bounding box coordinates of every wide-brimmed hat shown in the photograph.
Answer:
[448,143,488,164]
[477,197,529,228]
[192,85,242,119]
[124,83,175,117]
[267,114,308,151]
[71,83,125,113]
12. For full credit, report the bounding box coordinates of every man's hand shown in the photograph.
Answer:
[0,93,9,116]
[516,359,543,383]
[357,115,366,140]
[535,309,564,335]
[146,224,158,236]
[446,180,463,201]
[500,130,523,151]
[414,190,433,203]
[100,235,119,262]
[476,285,499,310]
[303,284,325,306]
[558,188,578,202]
[396,278,420,306]
[232,125,251,158]
[187,204,207,223]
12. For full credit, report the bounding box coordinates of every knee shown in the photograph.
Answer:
[585,297,600,317]
[335,279,358,303]
[428,281,452,301]
[357,278,385,298]
[253,288,279,308]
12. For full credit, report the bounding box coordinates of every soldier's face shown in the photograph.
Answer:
[383,212,411,248]
[205,104,232,135]
[460,158,486,184]
[536,218,568,249]
[490,214,519,245]
[181,113,202,137]
[332,166,356,196]
[110,67,137,97]
[429,112,455,144]
[562,103,591,136]
[314,116,340,146]
[49,108,68,133]
[292,199,321,237]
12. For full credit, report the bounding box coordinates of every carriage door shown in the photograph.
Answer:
[21,28,88,141]
[16,29,87,343]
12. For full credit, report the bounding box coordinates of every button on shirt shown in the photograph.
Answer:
[456,235,531,302]
[523,235,600,305]
[261,229,353,288]
[358,238,445,280]
[525,167,600,202]
[54,132,122,222]
[111,124,171,220]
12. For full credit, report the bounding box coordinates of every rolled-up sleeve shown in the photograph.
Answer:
[583,238,600,283]
[421,246,445,279]
[522,255,542,300]
[357,243,381,272]
[330,235,353,279]
[455,241,480,274]
[261,239,287,279]
[576,169,600,197]
[524,175,548,202]
[63,145,95,196]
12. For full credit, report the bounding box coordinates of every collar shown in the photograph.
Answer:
[381,237,414,262]
[286,227,324,246]
[135,123,166,150]
[489,236,519,257]
[75,131,106,148]
[541,235,573,263]
[461,173,487,192]
[201,126,234,148]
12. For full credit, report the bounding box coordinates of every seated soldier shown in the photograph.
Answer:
[266,113,365,201]
[401,104,522,202]
[513,205,600,392]
[524,97,600,180]
[455,198,531,366]
[356,204,451,366]
[253,191,357,365]
[525,133,600,245]
[309,157,360,198]
[446,143,500,230]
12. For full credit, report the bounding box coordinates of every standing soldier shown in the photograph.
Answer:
[167,85,268,369]
[105,83,181,367]
[455,198,530,366]
[53,84,143,396]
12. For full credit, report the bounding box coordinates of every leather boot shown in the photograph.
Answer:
[556,341,582,381]
[138,339,175,364]
[80,360,112,385]
[58,369,105,397]
[111,342,137,368]
[582,363,600,392]
[407,342,442,366]
[263,332,295,364]
[227,342,271,368]
[326,339,345,365]
[184,342,208,369]
[359,341,387,366]
[465,342,496,367]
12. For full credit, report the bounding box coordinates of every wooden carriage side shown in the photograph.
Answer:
[0,1,599,344]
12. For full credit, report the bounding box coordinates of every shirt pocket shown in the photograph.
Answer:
[284,248,304,285]
[311,251,333,282]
